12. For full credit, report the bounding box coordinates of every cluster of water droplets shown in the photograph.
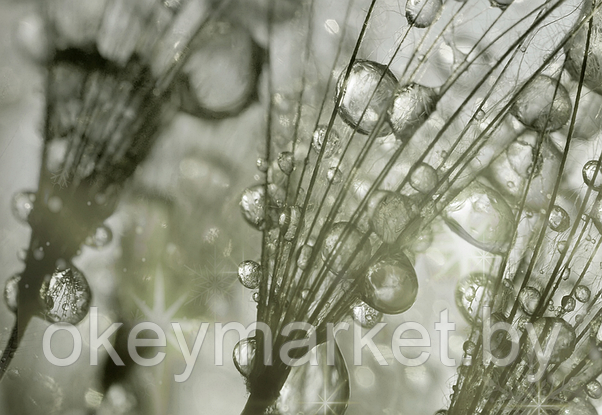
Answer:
[234,0,602,414]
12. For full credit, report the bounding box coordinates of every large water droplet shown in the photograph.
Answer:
[575,285,591,303]
[276,342,349,415]
[327,167,343,184]
[352,301,383,328]
[586,380,602,399]
[233,337,256,378]
[410,163,438,194]
[297,244,313,270]
[11,191,36,224]
[456,273,491,323]
[388,83,438,141]
[518,286,541,315]
[525,317,576,364]
[279,206,301,241]
[405,0,443,29]
[321,222,372,276]
[510,75,571,132]
[335,60,397,136]
[312,125,340,158]
[444,182,515,254]
[238,260,261,289]
[277,151,294,175]
[39,266,91,324]
[565,5,602,94]
[3,274,20,313]
[370,192,412,244]
[583,160,602,191]
[549,206,570,232]
[240,185,267,230]
[561,295,575,312]
[363,252,418,314]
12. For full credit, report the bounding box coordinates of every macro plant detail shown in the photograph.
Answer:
[235,0,602,414]
[3,0,602,414]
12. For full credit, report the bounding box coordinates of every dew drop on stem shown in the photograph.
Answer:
[444,181,515,254]
[549,205,570,232]
[238,260,261,289]
[3,274,20,313]
[405,0,442,29]
[321,222,372,276]
[312,125,340,158]
[362,251,418,315]
[233,337,256,378]
[335,60,397,136]
[370,192,412,244]
[352,301,383,328]
[39,266,91,325]
[583,160,602,191]
[509,75,571,132]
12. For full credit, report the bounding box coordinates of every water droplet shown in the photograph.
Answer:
[561,295,575,312]
[277,152,294,175]
[463,341,476,356]
[11,191,35,224]
[312,125,340,158]
[586,380,602,399]
[444,182,515,254]
[387,83,438,141]
[565,5,602,94]
[406,0,443,28]
[518,286,541,315]
[525,317,575,364]
[549,206,570,232]
[409,163,438,194]
[256,157,269,172]
[321,222,372,276]
[252,292,260,302]
[39,266,91,324]
[85,224,113,248]
[509,75,571,132]
[363,252,418,314]
[238,260,261,289]
[352,302,383,328]
[335,60,397,136]
[276,343,349,415]
[3,274,20,313]
[279,206,301,241]
[327,167,343,184]
[490,0,513,10]
[583,160,602,191]
[575,285,591,303]
[297,244,313,270]
[455,273,511,323]
[233,337,256,378]
[370,192,412,244]
[240,185,267,230]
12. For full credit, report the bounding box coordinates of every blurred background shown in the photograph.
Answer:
[0,0,584,414]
